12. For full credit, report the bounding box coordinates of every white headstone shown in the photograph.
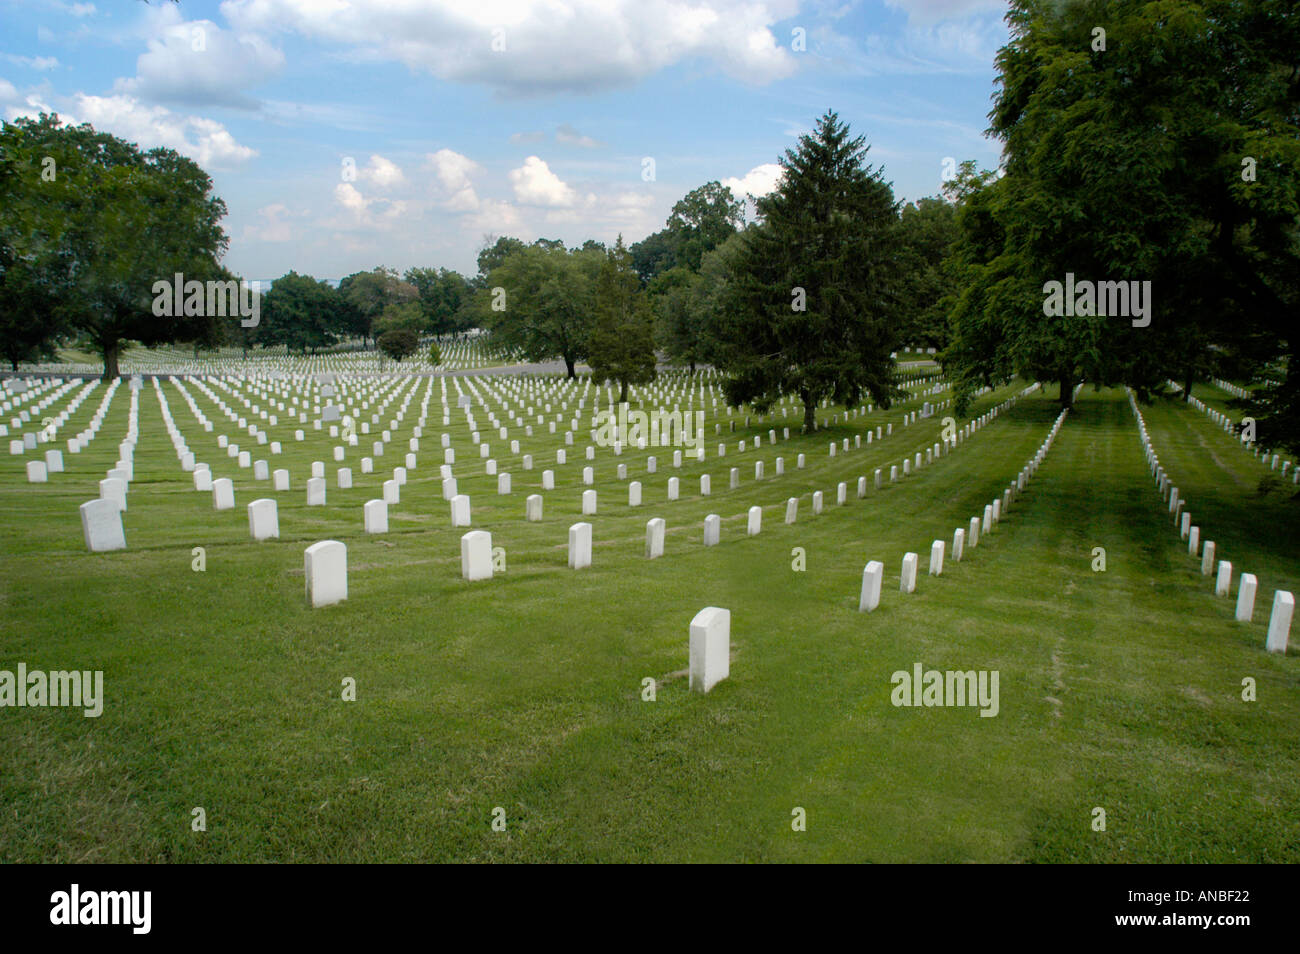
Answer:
[304,540,347,607]
[929,540,944,575]
[383,479,400,504]
[569,522,592,569]
[26,460,47,482]
[703,514,720,547]
[629,481,642,507]
[213,478,235,510]
[1236,573,1257,622]
[306,477,326,506]
[1266,590,1294,654]
[900,552,918,593]
[952,528,965,562]
[80,498,125,552]
[526,494,543,522]
[451,493,471,527]
[688,606,730,693]
[968,516,980,548]
[582,489,597,515]
[461,530,493,582]
[859,561,883,612]
[1215,560,1231,597]
[747,505,761,536]
[273,469,289,491]
[646,518,665,559]
[248,498,279,540]
[364,499,388,534]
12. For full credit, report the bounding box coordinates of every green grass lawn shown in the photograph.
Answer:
[1,373,1296,862]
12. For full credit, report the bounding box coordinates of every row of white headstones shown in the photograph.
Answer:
[1128,390,1293,653]
[89,373,994,550]
[67,365,957,548]
[1169,381,1298,485]
[297,383,1038,596]
[15,336,506,378]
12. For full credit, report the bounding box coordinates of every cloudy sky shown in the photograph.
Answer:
[1,0,1011,281]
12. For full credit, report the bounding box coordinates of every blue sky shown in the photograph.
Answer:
[1,0,1011,282]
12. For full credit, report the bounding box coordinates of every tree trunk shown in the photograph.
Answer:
[1182,375,1194,402]
[101,341,120,381]
[801,389,816,431]
[619,379,628,403]
[564,355,576,379]
[1059,374,1074,408]
[689,360,696,374]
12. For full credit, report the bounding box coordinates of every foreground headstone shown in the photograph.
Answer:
[248,498,279,540]
[461,530,493,581]
[968,516,980,548]
[273,469,289,491]
[569,522,592,569]
[953,528,965,562]
[785,497,798,524]
[80,498,125,552]
[646,518,665,559]
[688,607,730,693]
[859,561,884,612]
[526,494,543,522]
[747,506,761,536]
[304,540,347,607]
[582,489,597,515]
[364,499,388,534]
[1236,573,1258,622]
[1266,591,1294,653]
[929,540,944,576]
[900,552,918,593]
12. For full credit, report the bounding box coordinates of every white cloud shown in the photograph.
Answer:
[509,156,578,207]
[360,154,406,189]
[332,182,409,230]
[2,55,59,71]
[461,199,526,237]
[242,202,295,242]
[221,0,800,94]
[116,11,284,109]
[555,123,602,148]
[70,93,257,167]
[723,162,783,199]
[425,148,482,211]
